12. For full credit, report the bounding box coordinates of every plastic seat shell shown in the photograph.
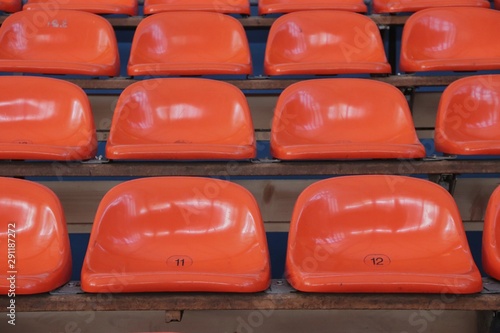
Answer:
[106,78,256,160]
[81,177,271,293]
[128,11,252,76]
[286,175,482,293]
[0,177,72,294]
[258,0,367,15]
[373,0,489,13]
[264,11,391,75]
[435,75,500,155]
[271,79,425,160]
[400,8,500,72]
[144,0,250,15]
[0,0,21,12]
[24,0,138,16]
[483,185,500,281]
[0,76,97,161]
[0,10,120,76]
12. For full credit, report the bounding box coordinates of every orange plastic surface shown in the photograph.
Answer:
[24,0,138,16]
[0,177,72,294]
[373,0,489,13]
[107,78,255,160]
[128,12,251,76]
[258,0,367,15]
[264,11,391,75]
[286,176,482,293]
[144,0,250,15]
[435,75,500,155]
[0,10,120,76]
[81,177,271,293]
[0,77,97,161]
[400,8,500,73]
[271,79,425,160]
[483,185,500,280]
[0,0,21,12]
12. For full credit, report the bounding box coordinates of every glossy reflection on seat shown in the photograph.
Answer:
[264,11,391,75]
[286,176,482,293]
[401,8,500,72]
[483,185,500,281]
[271,79,425,160]
[24,0,138,16]
[0,77,97,161]
[0,0,21,12]
[435,75,500,155]
[128,12,251,76]
[106,78,256,160]
[81,177,271,293]
[0,177,72,294]
[373,0,489,13]
[258,0,366,15]
[144,0,250,15]
[0,10,120,76]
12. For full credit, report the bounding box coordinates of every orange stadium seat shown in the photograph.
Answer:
[286,176,482,293]
[144,0,250,15]
[0,10,120,76]
[81,177,271,293]
[401,7,500,72]
[24,0,138,16]
[264,11,391,75]
[496,0,500,9]
[373,0,489,13]
[0,77,97,161]
[0,177,72,294]
[106,78,256,160]
[128,12,251,76]
[435,75,500,155]
[483,185,500,281]
[0,0,21,12]
[271,79,425,160]
[258,0,367,15]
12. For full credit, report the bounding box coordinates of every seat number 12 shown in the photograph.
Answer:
[364,254,391,266]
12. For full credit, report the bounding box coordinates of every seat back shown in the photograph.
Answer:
[264,11,390,75]
[0,0,21,12]
[0,10,120,75]
[0,177,71,294]
[81,177,271,293]
[0,77,97,161]
[435,75,500,155]
[401,8,500,72]
[106,78,255,160]
[286,176,482,293]
[373,0,489,13]
[24,0,138,16]
[144,0,250,15]
[128,12,251,76]
[271,79,425,159]
[483,185,500,280]
[258,0,366,15]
